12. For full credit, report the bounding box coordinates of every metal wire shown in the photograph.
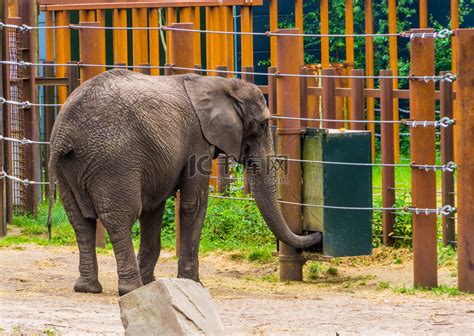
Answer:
[0,97,63,108]
[0,170,50,185]
[0,21,452,40]
[272,115,456,127]
[0,135,49,145]
[0,60,456,82]
[277,157,457,172]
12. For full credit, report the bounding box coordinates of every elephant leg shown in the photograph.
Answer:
[137,202,165,285]
[98,205,143,296]
[59,182,102,293]
[177,174,210,282]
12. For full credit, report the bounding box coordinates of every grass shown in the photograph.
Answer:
[394,285,461,296]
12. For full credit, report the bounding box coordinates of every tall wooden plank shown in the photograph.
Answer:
[240,6,253,67]
[55,11,70,104]
[269,0,278,66]
[410,29,437,288]
[0,0,5,235]
[113,9,128,65]
[350,69,364,131]
[345,0,354,120]
[149,8,160,76]
[380,70,395,246]
[420,0,428,28]
[322,68,336,129]
[440,71,455,247]
[451,0,459,161]
[45,11,54,61]
[276,29,304,281]
[455,28,474,293]
[20,0,38,216]
[79,22,106,248]
[191,7,201,66]
[320,0,330,68]
[388,0,399,162]
[295,0,304,65]
[364,0,375,161]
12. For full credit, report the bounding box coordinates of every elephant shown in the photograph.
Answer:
[47,69,322,296]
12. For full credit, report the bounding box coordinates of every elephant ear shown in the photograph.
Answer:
[184,76,244,161]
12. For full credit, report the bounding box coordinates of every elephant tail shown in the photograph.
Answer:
[46,134,73,241]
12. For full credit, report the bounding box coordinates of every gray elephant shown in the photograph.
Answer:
[47,69,321,296]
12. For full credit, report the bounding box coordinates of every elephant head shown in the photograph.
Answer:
[184,75,322,249]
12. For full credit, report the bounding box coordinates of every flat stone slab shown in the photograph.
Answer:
[119,279,225,336]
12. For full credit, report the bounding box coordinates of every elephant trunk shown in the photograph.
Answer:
[248,130,322,249]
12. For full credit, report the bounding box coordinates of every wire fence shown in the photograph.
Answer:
[0,21,453,40]
[0,60,457,83]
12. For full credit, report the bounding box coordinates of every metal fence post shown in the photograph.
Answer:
[276,28,305,281]
[380,69,395,246]
[79,21,106,248]
[169,22,195,257]
[410,29,437,288]
[455,28,474,293]
[440,71,455,247]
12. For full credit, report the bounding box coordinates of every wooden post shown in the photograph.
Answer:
[440,71,455,247]
[169,22,194,257]
[350,69,364,131]
[345,0,354,121]
[21,0,38,216]
[456,28,474,293]
[300,67,308,129]
[132,8,149,70]
[43,62,55,199]
[241,66,254,196]
[79,22,106,248]
[420,0,428,28]
[113,9,128,66]
[241,6,253,68]
[67,61,80,95]
[192,7,201,66]
[388,0,399,162]
[45,11,54,61]
[268,67,278,126]
[0,0,5,235]
[380,70,395,246]
[364,0,376,161]
[322,68,336,129]
[295,0,304,66]
[410,29,437,288]
[451,0,459,162]
[276,29,304,282]
[55,11,71,105]
[320,0,330,68]
[216,65,230,194]
[269,0,278,66]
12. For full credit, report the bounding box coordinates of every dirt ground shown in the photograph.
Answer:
[1,245,473,335]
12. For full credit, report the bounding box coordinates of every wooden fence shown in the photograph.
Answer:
[1,0,473,292]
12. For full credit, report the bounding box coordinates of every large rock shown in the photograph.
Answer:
[119,278,225,335]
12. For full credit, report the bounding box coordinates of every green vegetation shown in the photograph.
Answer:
[395,284,461,296]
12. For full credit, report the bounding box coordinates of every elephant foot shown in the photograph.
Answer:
[74,277,103,294]
[140,273,156,285]
[118,279,143,296]
[177,271,201,285]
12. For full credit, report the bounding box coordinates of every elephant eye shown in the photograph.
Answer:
[258,120,267,130]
